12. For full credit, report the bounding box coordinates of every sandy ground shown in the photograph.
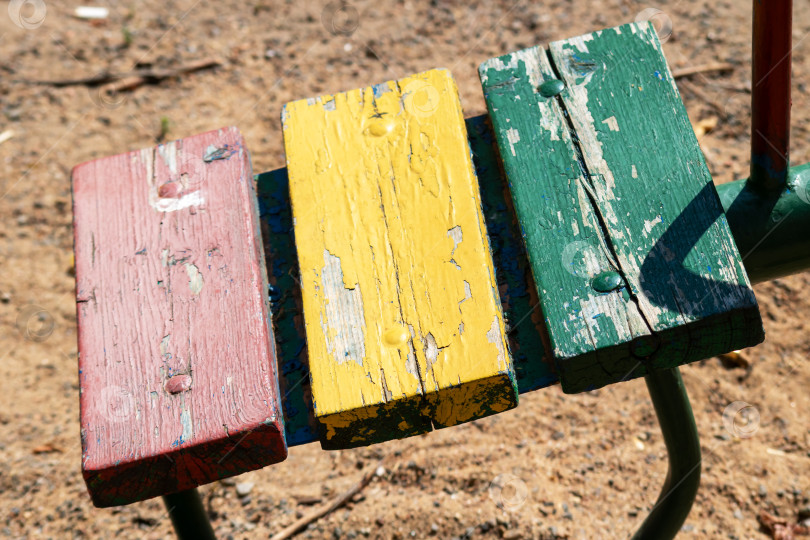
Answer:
[2,0,810,538]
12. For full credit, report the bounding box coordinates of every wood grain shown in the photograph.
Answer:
[72,127,287,507]
[283,69,518,449]
[480,22,764,393]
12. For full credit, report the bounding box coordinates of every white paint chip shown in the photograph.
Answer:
[185,263,204,294]
[320,249,366,366]
[485,316,507,369]
[180,405,193,443]
[602,116,620,131]
[506,128,521,156]
[424,333,439,370]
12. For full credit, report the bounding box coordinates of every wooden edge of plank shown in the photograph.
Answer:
[464,115,558,392]
[557,307,764,393]
[83,419,286,507]
[255,168,320,446]
[317,400,432,450]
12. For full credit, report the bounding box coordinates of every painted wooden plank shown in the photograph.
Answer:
[480,46,651,392]
[255,168,318,446]
[480,22,764,393]
[72,127,287,507]
[283,69,518,449]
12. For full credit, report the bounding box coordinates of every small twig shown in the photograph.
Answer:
[21,72,116,87]
[672,62,735,79]
[758,509,809,539]
[290,494,322,506]
[18,58,221,89]
[269,462,382,540]
[678,79,725,114]
[708,82,751,94]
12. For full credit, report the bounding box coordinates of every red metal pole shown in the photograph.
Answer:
[750,0,793,193]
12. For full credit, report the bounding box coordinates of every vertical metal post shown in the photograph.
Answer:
[749,0,793,193]
[631,368,701,540]
[162,488,217,540]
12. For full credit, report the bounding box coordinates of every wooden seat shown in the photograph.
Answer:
[479,21,764,393]
[71,21,768,508]
[72,127,287,507]
[69,16,792,539]
[282,69,519,449]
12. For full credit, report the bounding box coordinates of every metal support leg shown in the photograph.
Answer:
[749,0,792,193]
[631,368,701,540]
[162,488,216,540]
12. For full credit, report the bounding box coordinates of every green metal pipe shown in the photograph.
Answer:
[717,162,810,283]
[162,489,216,540]
[631,368,701,540]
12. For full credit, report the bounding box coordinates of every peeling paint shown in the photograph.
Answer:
[320,249,366,366]
[179,405,192,443]
[405,324,420,380]
[486,316,507,369]
[602,116,619,131]
[459,280,472,306]
[423,332,439,370]
[160,335,171,359]
[642,216,663,236]
[506,128,521,156]
[380,369,392,402]
[447,225,463,269]
[184,263,204,295]
[144,147,205,213]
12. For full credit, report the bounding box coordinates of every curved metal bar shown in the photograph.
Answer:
[631,368,701,540]
[162,489,216,540]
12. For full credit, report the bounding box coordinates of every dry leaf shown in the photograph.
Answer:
[718,350,749,369]
[758,510,810,539]
[693,116,719,138]
[32,443,63,454]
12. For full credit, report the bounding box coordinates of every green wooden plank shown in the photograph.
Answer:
[479,45,651,392]
[480,22,764,393]
[465,115,557,392]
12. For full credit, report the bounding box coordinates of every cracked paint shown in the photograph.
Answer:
[184,263,203,295]
[320,249,366,366]
[284,69,517,447]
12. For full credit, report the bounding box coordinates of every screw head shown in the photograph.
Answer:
[165,374,192,394]
[538,79,565,98]
[591,271,623,293]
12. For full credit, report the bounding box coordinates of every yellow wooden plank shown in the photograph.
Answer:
[282,69,518,449]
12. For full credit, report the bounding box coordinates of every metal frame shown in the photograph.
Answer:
[162,489,216,540]
[633,368,702,539]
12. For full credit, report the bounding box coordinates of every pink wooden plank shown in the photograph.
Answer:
[72,127,287,507]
